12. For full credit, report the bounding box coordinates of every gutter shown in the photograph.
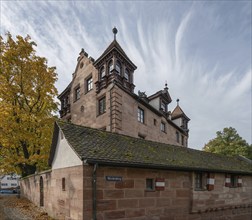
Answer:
[92,163,98,220]
[86,159,252,176]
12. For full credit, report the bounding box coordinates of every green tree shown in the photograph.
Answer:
[203,127,251,159]
[0,33,58,177]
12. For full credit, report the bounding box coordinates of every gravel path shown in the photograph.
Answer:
[0,194,53,220]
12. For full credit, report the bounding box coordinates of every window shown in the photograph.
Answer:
[124,69,130,81]
[98,97,106,115]
[195,172,207,190]
[100,66,105,79]
[176,131,180,143]
[160,101,166,111]
[11,183,17,186]
[87,77,93,92]
[138,107,144,123]
[230,175,238,187]
[108,60,113,73]
[80,62,84,69]
[1,183,8,186]
[146,178,155,191]
[160,122,166,132]
[154,119,157,126]
[62,178,66,191]
[182,119,188,129]
[75,86,80,101]
[181,135,184,146]
[63,96,69,108]
[115,61,121,75]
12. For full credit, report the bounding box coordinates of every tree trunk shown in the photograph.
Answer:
[19,164,37,177]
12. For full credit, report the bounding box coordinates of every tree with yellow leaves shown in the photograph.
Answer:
[0,33,58,177]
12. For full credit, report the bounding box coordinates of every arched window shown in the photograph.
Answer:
[100,66,105,79]
[125,69,130,82]
[108,60,113,74]
[115,61,121,75]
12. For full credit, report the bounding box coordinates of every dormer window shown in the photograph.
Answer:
[125,69,130,82]
[108,60,113,74]
[100,66,105,79]
[182,119,188,129]
[160,100,167,112]
[115,61,121,75]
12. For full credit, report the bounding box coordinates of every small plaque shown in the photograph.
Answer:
[106,176,122,182]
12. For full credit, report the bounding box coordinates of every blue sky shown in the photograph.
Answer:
[1,1,251,150]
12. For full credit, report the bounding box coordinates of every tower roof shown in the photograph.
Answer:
[171,103,190,121]
[94,30,137,70]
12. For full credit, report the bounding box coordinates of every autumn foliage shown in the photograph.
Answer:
[0,33,58,177]
[203,127,251,160]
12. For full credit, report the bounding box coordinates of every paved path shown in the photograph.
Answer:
[0,195,32,220]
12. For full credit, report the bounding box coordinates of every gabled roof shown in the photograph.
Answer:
[148,90,172,104]
[49,121,252,175]
[94,40,137,70]
[171,105,190,121]
[148,84,172,104]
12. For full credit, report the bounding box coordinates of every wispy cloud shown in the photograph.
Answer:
[1,1,251,149]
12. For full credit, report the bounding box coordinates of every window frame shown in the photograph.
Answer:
[160,100,167,112]
[181,135,184,146]
[194,172,207,191]
[100,66,105,79]
[160,122,166,132]
[86,76,93,92]
[74,86,81,101]
[176,131,180,143]
[124,68,130,81]
[98,96,106,115]
[146,178,155,191]
[62,178,66,191]
[138,107,144,123]
[115,61,121,75]
[230,174,238,188]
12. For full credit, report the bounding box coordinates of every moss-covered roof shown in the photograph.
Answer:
[50,121,252,174]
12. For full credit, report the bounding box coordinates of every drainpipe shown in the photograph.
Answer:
[92,163,98,220]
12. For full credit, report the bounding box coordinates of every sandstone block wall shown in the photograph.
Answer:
[21,165,84,220]
[83,166,252,220]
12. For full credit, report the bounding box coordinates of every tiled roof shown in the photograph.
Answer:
[94,40,137,69]
[171,105,190,121]
[50,121,252,174]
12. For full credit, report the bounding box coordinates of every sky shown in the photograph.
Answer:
[1,1,251,150]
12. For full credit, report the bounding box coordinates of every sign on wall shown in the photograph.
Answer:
[155,178,165,190]
[106,176,122,181]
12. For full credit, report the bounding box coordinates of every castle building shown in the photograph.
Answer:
[20,28,252,220]
[58,28,190,147]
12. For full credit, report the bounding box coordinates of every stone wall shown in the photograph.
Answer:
[83,165,252,220]
[192,173,252,213]
[20,165,84,220]
[21,165,252,220]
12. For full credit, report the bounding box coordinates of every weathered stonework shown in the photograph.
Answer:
[21,165,252,220]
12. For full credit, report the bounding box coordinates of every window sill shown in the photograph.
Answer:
[97,112,106,117]
[85,89,93,94]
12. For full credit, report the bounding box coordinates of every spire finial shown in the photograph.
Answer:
[112,27,118,40]
[176,98,180,106]
[165,80,168,88]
